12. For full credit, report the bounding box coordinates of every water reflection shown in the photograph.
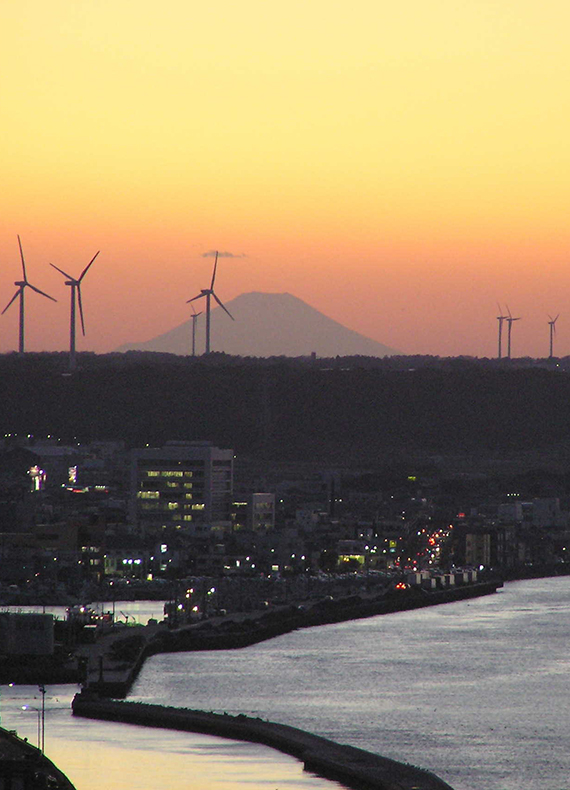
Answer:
[0,685,343,790]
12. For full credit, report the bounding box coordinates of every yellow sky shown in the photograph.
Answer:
[1,0,569,357]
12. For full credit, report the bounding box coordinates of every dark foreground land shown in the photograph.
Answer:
[72,696,455,790]
[0,726,76,790]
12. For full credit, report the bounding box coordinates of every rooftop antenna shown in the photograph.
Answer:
[2,235,56,353]
[496,303,508,359]
[548,314,559,359]
[505,306,521,360]
[189,302,202,357]
[50,251,99,371]
[187,251,234,354]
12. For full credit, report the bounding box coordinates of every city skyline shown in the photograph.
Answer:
[1,0,569,358]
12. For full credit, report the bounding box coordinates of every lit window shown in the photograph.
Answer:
[191,503,205,511]
[167,502,179,510]
[146,471,160,477]
[138,491,159,499]
[183,515,193,521]
[183,471,193,478]
[185,493,193,500]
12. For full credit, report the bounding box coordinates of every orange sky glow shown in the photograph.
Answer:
[2,0,570,358]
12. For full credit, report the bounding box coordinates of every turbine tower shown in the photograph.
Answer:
[189,303,202,357]
[505,306,521,360]
[496,304,508,359]
[2,235,56,353]
[187,251,234,354]
[548,314,559,359]
[50,251,99,371]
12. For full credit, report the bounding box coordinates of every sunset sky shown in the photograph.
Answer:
[1,0,569,358]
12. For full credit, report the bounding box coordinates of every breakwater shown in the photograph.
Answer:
[85,579,502,698]
[71,695,455,790]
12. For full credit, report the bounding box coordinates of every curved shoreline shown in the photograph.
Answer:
[71,696,455,790]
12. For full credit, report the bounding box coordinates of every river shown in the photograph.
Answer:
[2,577,569,790]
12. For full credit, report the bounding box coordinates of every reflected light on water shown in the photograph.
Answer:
[0,686,343,790]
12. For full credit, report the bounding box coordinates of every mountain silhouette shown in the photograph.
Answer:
[116,292,400,357]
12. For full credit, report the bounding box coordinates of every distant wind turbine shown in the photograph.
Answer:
[548,314,559,359]
[50,251,99,371]
[189,303,202,357]
[187,251,234,354]
[496,303,508,359]
[505,306,521,360]
[2,235,57,353]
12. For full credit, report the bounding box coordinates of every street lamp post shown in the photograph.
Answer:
[23,685,46,753]
[21,705,41,751]
[38,684,46,754]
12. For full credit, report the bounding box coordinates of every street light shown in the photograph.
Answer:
[22,685,46,753]
[21,705,41,751]
[38,684,46,753]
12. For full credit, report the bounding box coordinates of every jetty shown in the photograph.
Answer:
[72,696,455,790]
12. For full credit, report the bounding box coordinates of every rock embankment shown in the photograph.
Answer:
[72,695,455,790]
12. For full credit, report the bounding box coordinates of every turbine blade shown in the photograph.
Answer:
[187,293,206,304]
[50,263,74,280]
[212,291,234,320]
[17,235,27,282]
[210,251,218,290]
[2,289,21,314]
[27,282,57,302]
[77,285,86,335]
[79,251,99,281]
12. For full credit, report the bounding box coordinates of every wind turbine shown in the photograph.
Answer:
[189,303,202,357]
[496,303,508,359]
[548,314,559,359]
[187,251,234,354]
[505,306,521,360]
[50,251,99,371]
[2,235,56,353]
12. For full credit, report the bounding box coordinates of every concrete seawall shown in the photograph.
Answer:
[84,580,501,698]
[72,696,455,790]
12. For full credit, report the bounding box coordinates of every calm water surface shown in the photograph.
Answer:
[2,578,569,790]
[130,577,570,790]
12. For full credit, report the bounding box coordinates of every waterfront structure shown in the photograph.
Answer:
[129,441,234,536]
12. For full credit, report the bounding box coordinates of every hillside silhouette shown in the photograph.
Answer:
[1,352,570,465]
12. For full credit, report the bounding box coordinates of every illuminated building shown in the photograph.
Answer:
[130,441,233,536]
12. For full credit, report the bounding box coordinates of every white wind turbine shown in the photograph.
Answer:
[189,303,202,357]
[505,306,521,360]
[496,303,508,359]
[187,251,234,354]
[2,235,56,353]
[548,314,559,359]
[50,251,99,370]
